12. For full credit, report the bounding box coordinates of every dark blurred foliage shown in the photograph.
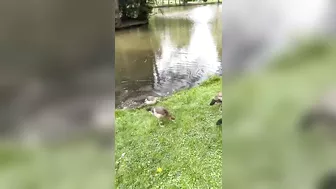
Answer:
[119,0,154,21]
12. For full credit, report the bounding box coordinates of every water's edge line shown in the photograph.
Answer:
[115,74,221,110]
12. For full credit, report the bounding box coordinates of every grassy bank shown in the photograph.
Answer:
[115,77,222,188]
[222,39,336,189]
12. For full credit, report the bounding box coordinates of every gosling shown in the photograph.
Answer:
[146,106,175,126]
[210,92,222,105]
[145,96,159,105]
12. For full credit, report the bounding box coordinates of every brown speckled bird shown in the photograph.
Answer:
[146,106,175,126]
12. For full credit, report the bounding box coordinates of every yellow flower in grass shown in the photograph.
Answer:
[157,167,163,173]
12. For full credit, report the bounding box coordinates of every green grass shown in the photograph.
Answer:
[115,76,222,188]
[222,38,336,189]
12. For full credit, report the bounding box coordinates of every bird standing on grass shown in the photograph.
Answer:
[210,92,222,105]
[146,106,175,126]
[210,92,222,111]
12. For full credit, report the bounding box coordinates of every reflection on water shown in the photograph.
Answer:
[115,5,222,108]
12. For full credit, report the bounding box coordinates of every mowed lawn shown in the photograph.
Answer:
[115,77,222,188]
[222,39,336,189]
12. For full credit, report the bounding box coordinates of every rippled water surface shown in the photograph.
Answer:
[115,5,222,108]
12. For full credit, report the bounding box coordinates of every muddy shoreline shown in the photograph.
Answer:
[115,20,148,30]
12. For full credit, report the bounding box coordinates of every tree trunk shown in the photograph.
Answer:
[115,0,121,27]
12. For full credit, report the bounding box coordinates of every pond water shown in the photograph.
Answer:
[115,4,222,108]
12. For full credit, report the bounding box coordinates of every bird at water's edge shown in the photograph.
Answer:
[144,96,159,105]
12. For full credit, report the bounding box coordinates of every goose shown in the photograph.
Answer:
[210,92,222,105]
[146,106,175,126]
[144,96,159,105]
